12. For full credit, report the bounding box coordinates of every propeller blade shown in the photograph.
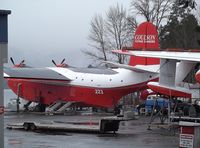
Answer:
[52,60,57,66]
[61,58,65,64]
[20,60,25,64]
[10,57,15,65]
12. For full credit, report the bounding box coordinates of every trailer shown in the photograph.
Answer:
[7,116,133,134]
[170,116,200,123]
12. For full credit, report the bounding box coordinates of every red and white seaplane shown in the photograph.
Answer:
[4,22,160,111]
[4,21,200,112]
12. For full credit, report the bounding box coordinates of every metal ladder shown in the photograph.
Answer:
[46,102,63,114]
[56,102,73,113]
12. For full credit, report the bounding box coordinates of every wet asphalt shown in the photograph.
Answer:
[4,113,179,148]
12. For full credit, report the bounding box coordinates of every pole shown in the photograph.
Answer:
[0,10,11,148]
[0,53,3,148]
[168,90,171,123]
[16,84,21,113]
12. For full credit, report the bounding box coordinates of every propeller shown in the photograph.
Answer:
[10,57,25,67]
[52,59,67,67]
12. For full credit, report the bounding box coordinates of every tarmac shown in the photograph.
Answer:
[4,112,179,148]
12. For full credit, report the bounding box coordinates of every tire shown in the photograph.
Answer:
[23,123,30,131]
[30,123,36,131]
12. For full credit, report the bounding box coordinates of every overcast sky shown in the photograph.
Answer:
[1,0,132,67]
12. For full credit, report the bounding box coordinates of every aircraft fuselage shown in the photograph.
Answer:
[6,67,157,108]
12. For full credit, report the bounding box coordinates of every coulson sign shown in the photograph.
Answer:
[134,35,156,43]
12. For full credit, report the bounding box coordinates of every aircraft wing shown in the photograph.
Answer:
[103,61,159,73]
[147,82,192,98]
[112,50,200,62]
[4,68,72,85]
[112,49,200,98]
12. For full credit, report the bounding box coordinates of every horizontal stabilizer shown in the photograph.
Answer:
[112,50,200,62]
[147,82,191,98]
[103,61,159,73]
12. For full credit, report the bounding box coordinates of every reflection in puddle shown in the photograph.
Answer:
[8,138,22,145]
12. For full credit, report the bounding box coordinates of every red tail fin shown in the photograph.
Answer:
[129,22,160,66]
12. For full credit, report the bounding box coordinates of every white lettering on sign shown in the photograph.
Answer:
[95,89,104,95]
[180,134,194,148]
[134,35,156,43]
